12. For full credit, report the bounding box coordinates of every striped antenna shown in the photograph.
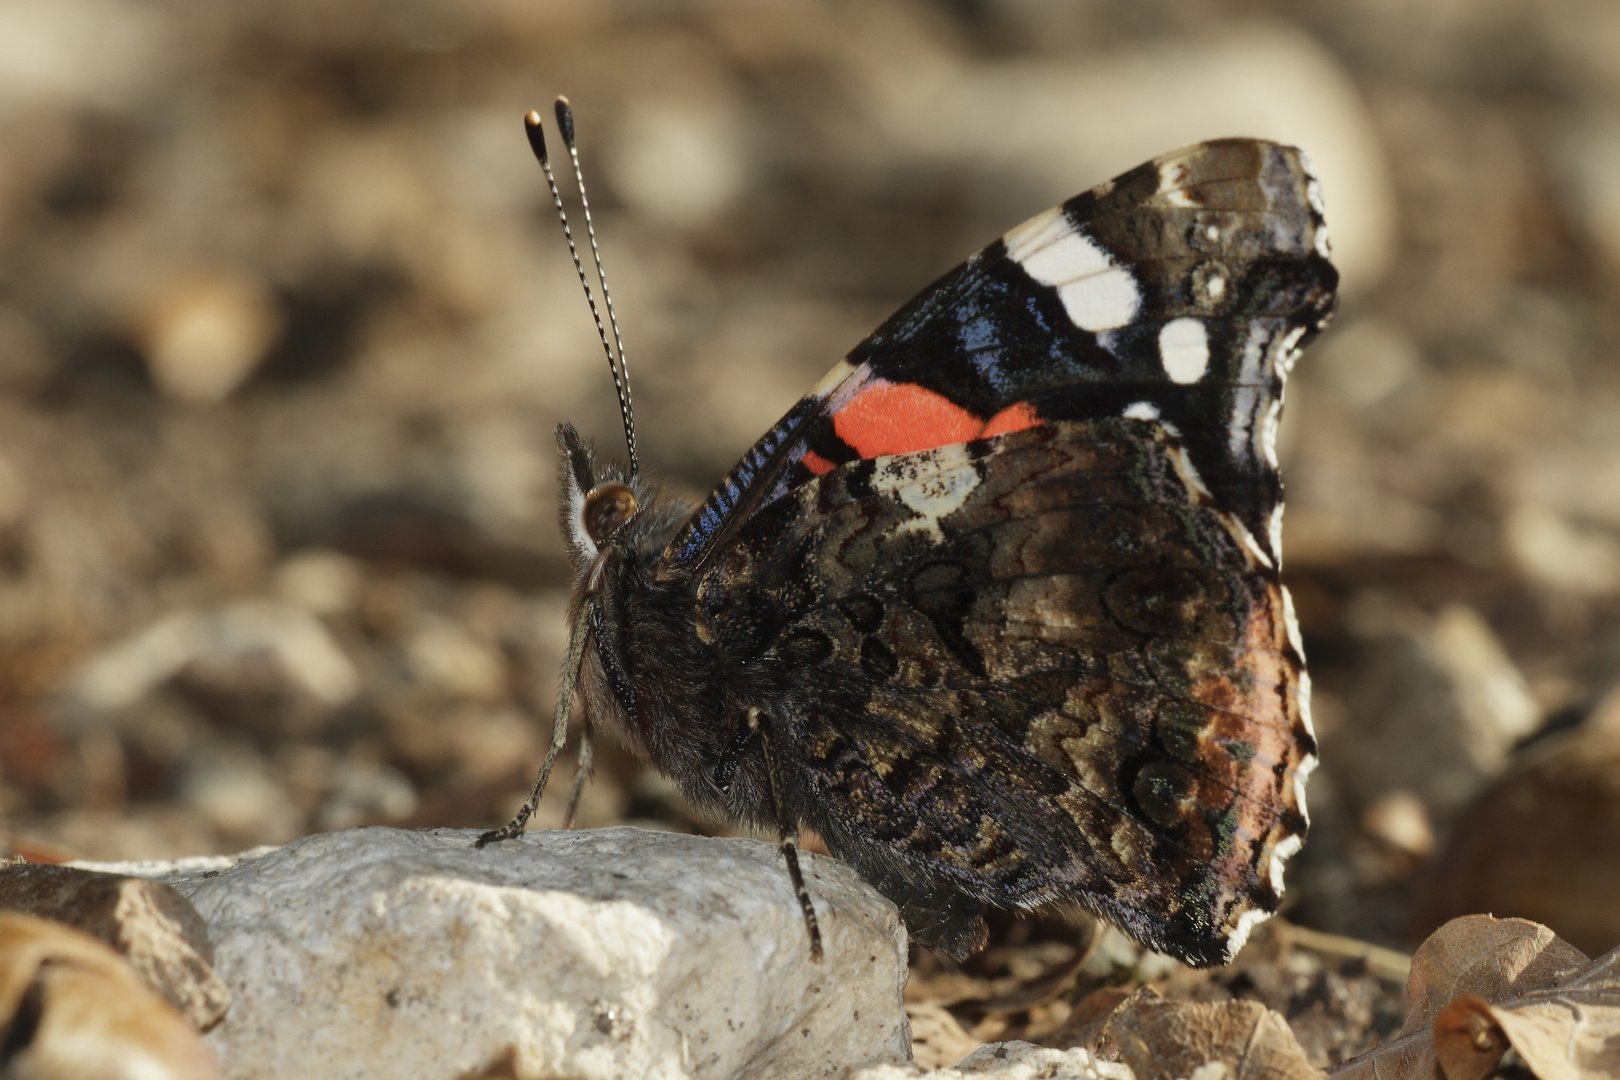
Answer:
[524,102,639,475]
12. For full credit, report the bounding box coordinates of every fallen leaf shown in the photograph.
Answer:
[0,863,230,1030]
[1430,995,1511,1080]
[1097,992,1322,1080]
[1416,685,1620,957]
[1431,946,1620,1080]
[1333,915,1620,1080]
[1401,915,1587,1035]
[1047,986,1139,1052]
[0,911,218,1080]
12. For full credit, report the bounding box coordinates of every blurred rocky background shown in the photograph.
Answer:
[1,0,1618,995]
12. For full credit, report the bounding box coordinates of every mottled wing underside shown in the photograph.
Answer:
[666,138,1333,964]
[695,419,1315,964]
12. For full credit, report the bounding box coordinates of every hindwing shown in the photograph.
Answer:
[693,419,1314,963]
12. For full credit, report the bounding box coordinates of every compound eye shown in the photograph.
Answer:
[583,482,638,545]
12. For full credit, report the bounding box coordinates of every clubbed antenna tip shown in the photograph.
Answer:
[523,110,548,164]
[524,98,640,476]
[554,96,576,150]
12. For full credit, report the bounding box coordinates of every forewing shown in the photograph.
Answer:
[695,420,1315,966]
[665,138,1335,573]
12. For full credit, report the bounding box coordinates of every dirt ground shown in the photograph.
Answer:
[1,0,1619,1066]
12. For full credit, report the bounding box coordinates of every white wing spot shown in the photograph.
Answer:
[1277,325,1308,378]
[1004,209,1141,331]
[1158,159,1198,207]
[1165,441,1212,501]
[1002,207,1069,263]
[1205,224,1220,242]
[870,445,981,543]
[1207,274,1226,300]
[1158,318,1209,384]
[1302,160,1334,258]
[1055,270,1141,331]
[1301,151,1327,215]
[1018,228,1111,286]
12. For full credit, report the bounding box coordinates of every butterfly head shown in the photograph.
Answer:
[557,422,642,562]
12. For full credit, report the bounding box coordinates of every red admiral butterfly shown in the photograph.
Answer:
[481,100,1335,968]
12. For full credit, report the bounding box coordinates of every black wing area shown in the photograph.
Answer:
[664,139,1336,580]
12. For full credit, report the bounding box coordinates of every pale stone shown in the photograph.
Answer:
[63,601,359,718]
[271,550,365,617]
[1504,502,1620,596]
[402,613,507,700]
[144,827,909,1080]
[0,0,169,115]
[134,268,283,404]
[0,864,230,1031]
[906,1002,984,1070]
[0,912,219,1080]
[1358,790,1435,859]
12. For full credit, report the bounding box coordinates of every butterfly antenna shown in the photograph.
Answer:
[524,105,639,476]
[555,97,638,477]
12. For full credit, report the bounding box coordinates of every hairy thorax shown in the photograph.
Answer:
[574,489,784,830]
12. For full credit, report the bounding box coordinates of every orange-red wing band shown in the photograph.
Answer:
[831,380,1042,459]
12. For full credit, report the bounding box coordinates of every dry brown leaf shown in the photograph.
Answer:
[1400,915,1587,1035]
[1431,945,1620,1080]
[1333,916,1620,1080]
[0,911,218,1080]
[1048,985,1140,1051]
[1097,993,1322,1080]
[1430,994,1512,1080]
[0,863,231,1030]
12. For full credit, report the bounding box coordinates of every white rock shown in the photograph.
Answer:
[272,550,365,616]
[853,1041,1135,1080]
[1504,502,1620,596]
[0,0,169,116]
[64,600,360,719]
[150,827,909,1080]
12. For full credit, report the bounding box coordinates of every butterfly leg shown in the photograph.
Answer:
[561,718,593,830]
[748,706,824,961]
[477,597,595,847]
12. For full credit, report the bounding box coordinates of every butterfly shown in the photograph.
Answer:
[481,100,1335,968]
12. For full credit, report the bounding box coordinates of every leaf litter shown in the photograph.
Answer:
[905,913,1619,1079]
